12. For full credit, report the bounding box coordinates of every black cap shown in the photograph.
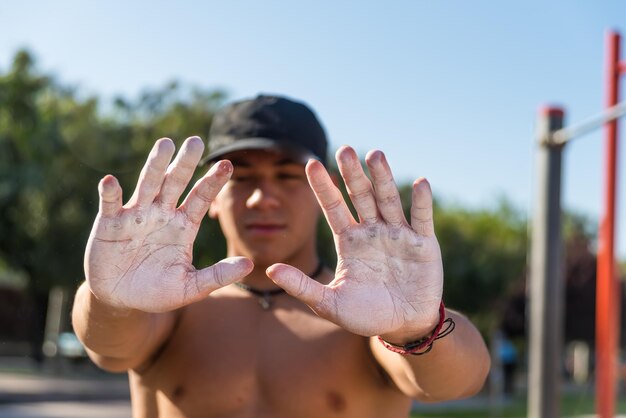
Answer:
[203,94,328,165]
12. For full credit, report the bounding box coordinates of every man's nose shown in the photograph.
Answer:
[246,181,280,209]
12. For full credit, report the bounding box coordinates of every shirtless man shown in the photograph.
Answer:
[72,95,490,418]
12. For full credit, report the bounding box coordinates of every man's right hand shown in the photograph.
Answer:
[84,136,253,313]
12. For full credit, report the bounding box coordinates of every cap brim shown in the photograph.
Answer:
[200,137,319,166]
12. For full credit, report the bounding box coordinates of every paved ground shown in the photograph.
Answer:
[0,356,131,418]
[0,400,131,418]
[0,356,624,418]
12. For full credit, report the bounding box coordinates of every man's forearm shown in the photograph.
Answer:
[72,282,176,372]
[370,310,490,402]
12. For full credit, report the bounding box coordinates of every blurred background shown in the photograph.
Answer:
[0,1,625,417]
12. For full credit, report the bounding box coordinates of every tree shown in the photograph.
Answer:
[399,185,529,333]
[562,213,597,344]
[0,49,96,292]
[498,211,625,347]
[432,198,528,333]
[0,50,230,358]
[0,50,229,293]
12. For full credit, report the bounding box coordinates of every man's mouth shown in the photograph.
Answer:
[245,223,287,234]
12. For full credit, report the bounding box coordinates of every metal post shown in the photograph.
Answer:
[528,106,565,418]
[42,286,69,374]
[596,29,624,418]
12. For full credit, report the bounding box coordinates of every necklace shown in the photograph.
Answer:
[235,262,325,310]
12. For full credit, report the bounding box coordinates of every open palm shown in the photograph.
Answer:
[267,146,443,340]
[85,137,253,313]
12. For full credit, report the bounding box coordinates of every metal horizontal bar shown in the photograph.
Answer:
[550,101,626,145]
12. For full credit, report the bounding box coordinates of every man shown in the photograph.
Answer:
[73,94,490,418]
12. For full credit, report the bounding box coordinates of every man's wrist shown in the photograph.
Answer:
[378,302,455,356]
[85,283,137,318]
[378,302,442,345]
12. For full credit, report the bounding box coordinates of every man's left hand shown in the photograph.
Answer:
[267,146,443,343]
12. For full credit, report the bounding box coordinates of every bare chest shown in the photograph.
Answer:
[130,292,409,418]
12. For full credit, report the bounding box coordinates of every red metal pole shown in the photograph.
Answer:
[596,30,623,418]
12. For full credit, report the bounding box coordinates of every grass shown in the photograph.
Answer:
[411,391,626,418]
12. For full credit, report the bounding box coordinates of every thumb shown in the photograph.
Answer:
[194,256,254,295]
[266,263,332,315]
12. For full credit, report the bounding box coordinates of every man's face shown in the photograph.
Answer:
[209,149,321,267]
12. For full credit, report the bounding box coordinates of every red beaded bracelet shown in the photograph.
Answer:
[377,301,455,356]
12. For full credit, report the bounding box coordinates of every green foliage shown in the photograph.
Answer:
[411,391,626,417]
[435,198,528,315]
[0,49,227,291]
[0,49,602,342]
[0,50,96,291]
[399,185,528,333]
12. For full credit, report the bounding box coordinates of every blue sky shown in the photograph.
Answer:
[1,0,625,257]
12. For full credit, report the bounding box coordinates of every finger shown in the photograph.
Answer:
[98,175,123,217]
[336,146,379,224]
[266,263,332,316]
[179,160,233,224]
[158,136,205,209]
[306,159,355,235]
[190,256,254,299]
[127,138,176,208]
[365,150,406,226]
[411,177,435,237]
